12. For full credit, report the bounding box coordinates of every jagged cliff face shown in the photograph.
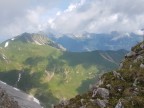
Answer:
[54,42,144,108]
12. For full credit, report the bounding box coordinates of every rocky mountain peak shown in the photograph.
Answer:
[2,32,66,51]
[16,32,50,45]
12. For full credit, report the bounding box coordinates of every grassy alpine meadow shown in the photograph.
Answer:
[0,35,127,107]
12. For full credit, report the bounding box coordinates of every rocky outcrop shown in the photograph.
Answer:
[96,99,108,108]
[0,88,20,108]
[92,88,109,99]
[115,99,124,108]
[0,80,42,108]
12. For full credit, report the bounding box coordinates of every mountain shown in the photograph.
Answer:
[48,32,142,52]
[0,33,127,107]
[54,41,144,108]
[2,32,66,51]
[0,80,42,108]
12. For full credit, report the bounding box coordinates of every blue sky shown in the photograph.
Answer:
[0,0,144,40]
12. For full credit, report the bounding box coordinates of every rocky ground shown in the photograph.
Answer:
[54,42,144,108]
[0,88,20,108]
[0,80,42,108]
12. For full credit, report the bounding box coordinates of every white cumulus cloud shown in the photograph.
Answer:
[0,0,144,40]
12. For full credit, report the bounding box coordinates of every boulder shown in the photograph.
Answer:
[133,55,143,63]
[113,71,125,81]
[106,84,112,89]
[140,63,144,68]
[115,100,124,108]
[125,51,136,58]
[92,88,109,99]
[96,79,104,87]
[96,99,108,108]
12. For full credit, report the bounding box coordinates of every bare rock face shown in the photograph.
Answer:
[96,99,108,108]
[125,51,136,58]
[92,88,109,99]
[0,88,20,108]
[0,81,42,108]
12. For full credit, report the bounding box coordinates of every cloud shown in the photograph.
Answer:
[0,0,144,40]
[0,6,48,37]
[0,0,74,37]
[48,0,144,34]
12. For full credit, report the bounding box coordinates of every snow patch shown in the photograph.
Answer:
[111,33,131,41]
[13,87,20,91]
[2,56,6,60]
[4,41,9,47]
[100,53,117,64]
[28,95,40,105]
[11,38,15,41]
[17,73,22,82]
[34,40,43,45]
[0,80,7,85]
[33,97,40,105]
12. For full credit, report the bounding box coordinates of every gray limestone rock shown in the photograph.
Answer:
[92,88,109,99]
[115,100,124,108]
[0,80,42,108]
[96,99,108,108]
[125,51,136,58]
[140,63,144,68]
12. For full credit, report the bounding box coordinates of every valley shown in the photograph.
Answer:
[0,33,127,107]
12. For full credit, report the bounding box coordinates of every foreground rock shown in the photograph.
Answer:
[0,80,42,108]
[0,88,20,108]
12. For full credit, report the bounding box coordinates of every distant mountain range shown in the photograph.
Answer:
[0,33,127,107]
[47,31,143,52]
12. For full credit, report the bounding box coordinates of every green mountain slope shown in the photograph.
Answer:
[54,42,144,108]
[0,33,127,107]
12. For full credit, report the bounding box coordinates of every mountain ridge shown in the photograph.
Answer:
[47,32,142,52]
[1,32,66,51]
